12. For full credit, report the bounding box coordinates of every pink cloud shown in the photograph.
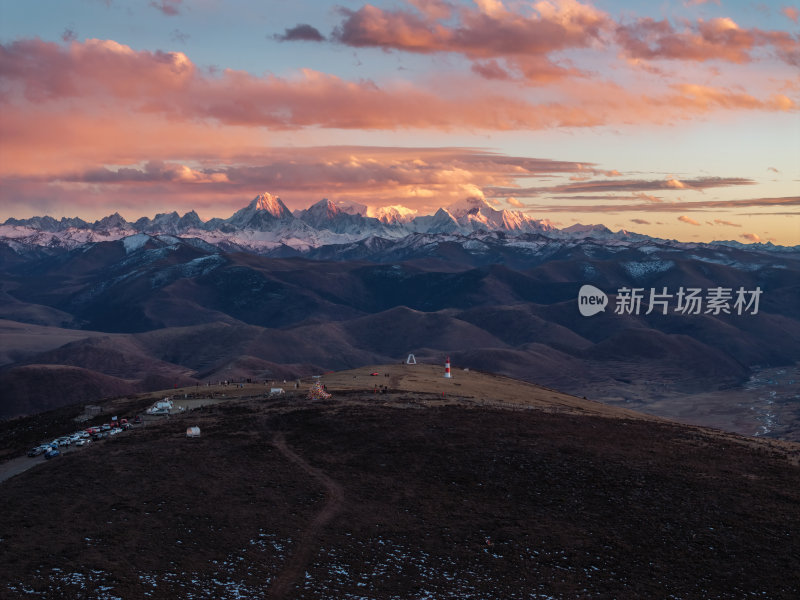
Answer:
[633,192,662,203]
[740,232,762,242]
[615,16,800,66]
[330,0,608,82]
[150,0,183,17]
[522,196,800,213]
[323,1,799,75]
[471,59,512,80]
[714,218,742,227]
[1,38,794,141]
[678,215,702,225]
[332,1,609,58]
[0,146,595,219]
[486,176,755,196]
[782,7,800,24]
[671,83,795,112]
[0,35,795,223]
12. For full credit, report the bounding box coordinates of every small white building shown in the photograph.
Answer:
[146,398,173,415]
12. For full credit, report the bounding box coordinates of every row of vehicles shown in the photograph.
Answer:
[27,418,133,459]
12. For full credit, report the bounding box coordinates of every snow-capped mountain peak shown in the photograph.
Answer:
[226,193,293,230]
[307,198,341,219]
[447,196,554,233]
[93,212,132,232]
[330,199,368,216]
[252,192,290,217]
[447,196,496,218]
[4,193,796,257]
[368,205,418,225]
[562,223,613,235]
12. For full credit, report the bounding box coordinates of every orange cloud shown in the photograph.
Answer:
[666,178,688,189]
[323,1,800,76]
[782,7,799,24]
[678,215,702,225]
[332,0,610,58]
[1,38,795,143]
[486,176,754,196]
[506,197,524,208]
[670,83,795,112]
[522,196,800,213]
[615,15,800,66]
[740,232,762,242]
[633,192,662,203]
[714,218,742,227]
[0,146,592,218]
[328,1,611,82]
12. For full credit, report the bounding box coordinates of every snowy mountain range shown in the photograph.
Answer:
[0,193,552,252]
[0,192,795,256]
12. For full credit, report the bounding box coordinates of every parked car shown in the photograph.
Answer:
[75,439,90,447]
[57,438,71,447]
[44,449,60,459]
[27,447,44,457]
[101,424,111,431]
[109,428,123,436]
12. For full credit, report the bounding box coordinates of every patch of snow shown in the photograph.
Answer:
[122,233,151,254]
[622,260,675,279]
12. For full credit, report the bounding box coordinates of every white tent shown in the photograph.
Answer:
[186,426,201,438]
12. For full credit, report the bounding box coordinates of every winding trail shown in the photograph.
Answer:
[268,431,345,599]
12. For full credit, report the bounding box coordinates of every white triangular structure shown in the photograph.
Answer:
[406,354,417,365]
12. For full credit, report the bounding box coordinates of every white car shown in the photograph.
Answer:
[75,439,90,447]
[109,428,123,436]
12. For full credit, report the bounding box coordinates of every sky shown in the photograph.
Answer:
[0,0,798,245]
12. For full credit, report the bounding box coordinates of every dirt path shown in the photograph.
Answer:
[0,455,42,484]
[0,446,83,485]
[268,431,344,599]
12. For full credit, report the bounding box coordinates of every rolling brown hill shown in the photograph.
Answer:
[2,237,800,440]
[1,365,798,599]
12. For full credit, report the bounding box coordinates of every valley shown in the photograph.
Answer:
[2,197,799,440]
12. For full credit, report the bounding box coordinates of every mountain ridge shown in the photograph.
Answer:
[4,193,796,257]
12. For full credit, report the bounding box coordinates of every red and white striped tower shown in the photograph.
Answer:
[444,356,452,378]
